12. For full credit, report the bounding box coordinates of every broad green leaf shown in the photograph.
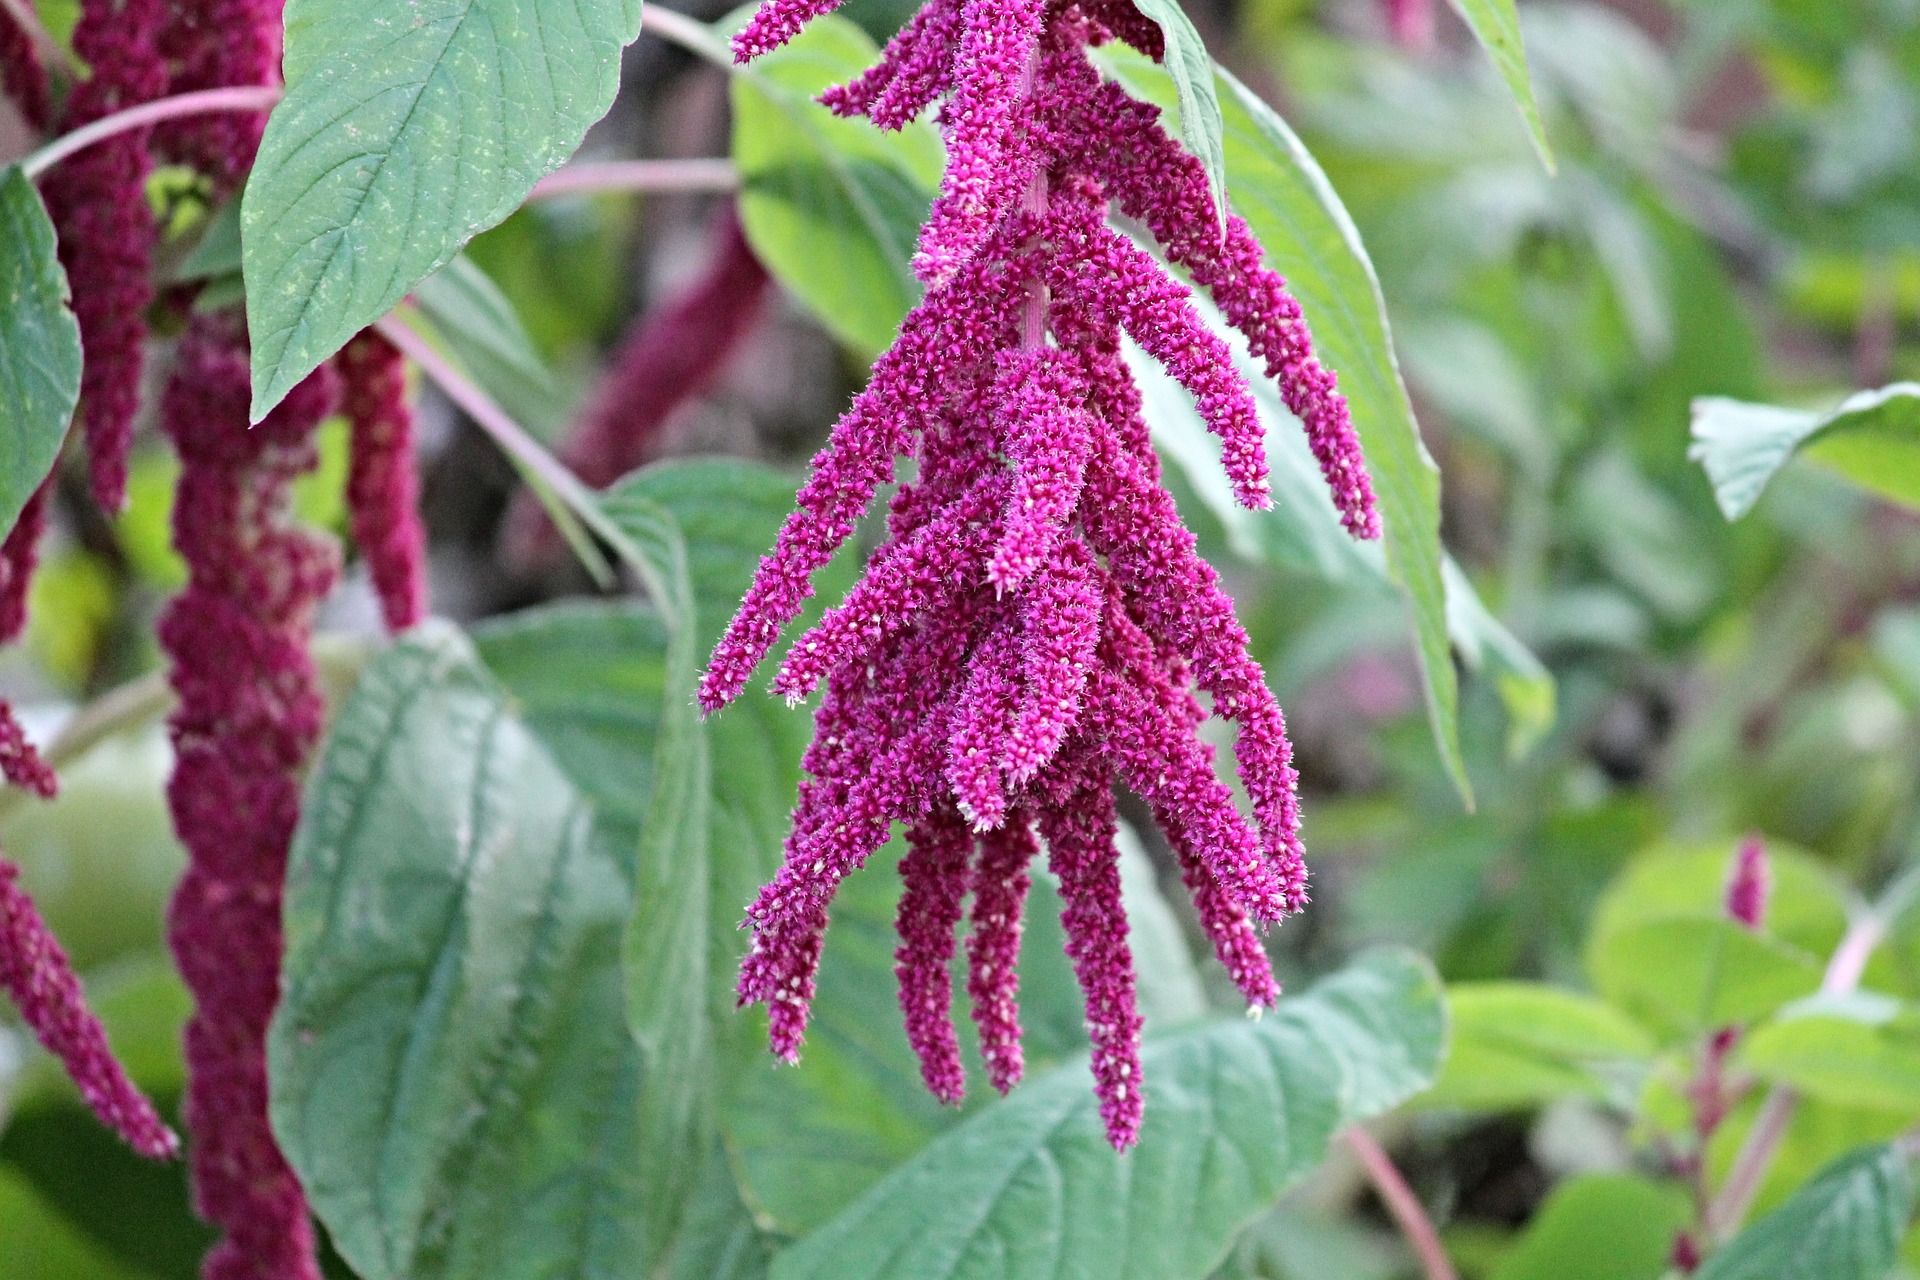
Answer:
[1742,1012,1920,1115]
[730,15,942,356]
[270,624,646,1280]
[1102,52,1469,806]
[725,822,1205,1237]
[0,165,80,538]
[1697,1143,1914,1280]
[1446,0,1555,172]
[1589,841,1850,962]
[1690,384,1920,521]
[1488,1174,1690,1280]
[1588,919,1822,1041]
[1425,982,1654,1111]
[1129,0,1227,227]
[242,0,644,420]
[771,949,1445,1280]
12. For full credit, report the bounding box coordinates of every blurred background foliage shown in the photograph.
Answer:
[9,0,1920,1277]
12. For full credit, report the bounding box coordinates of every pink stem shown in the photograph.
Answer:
[1346,1126,1458,1280]
[21,85,282,178]
[527,158,739,200]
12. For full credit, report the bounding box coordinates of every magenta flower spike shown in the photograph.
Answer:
[0,482,51,645]
[1,859,179,1159]
[719,0,1380,1147]
[38,0,169,516]
[338,330,429,633]
[0,5,50,132]
[154,0,283,193]
[161,315,337,1280]
[1726,836,1770,933]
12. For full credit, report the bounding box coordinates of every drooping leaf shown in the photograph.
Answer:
[270,624,646,1280]
[1488,1174,1690,1280]
[242,0,644,420]
[1424,982,1654,1111]
[1696,1142,1914,1280]
[1128,0,1227,227]
[729,15,942,356]
[412,254,558,406]
[1690,384,1920,521]
[1446,0,1556,172]
[771,949,1445,1280]
[0,165,81,538]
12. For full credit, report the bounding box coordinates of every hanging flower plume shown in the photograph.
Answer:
[338,329,430,633]
[0,5,49,132]
[38,0,170,515]
[712,0,1379,1148]
[161,313,338,1280]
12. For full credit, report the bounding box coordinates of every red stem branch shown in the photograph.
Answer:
[1346,1126,1458,1280]
[21,85,282,178]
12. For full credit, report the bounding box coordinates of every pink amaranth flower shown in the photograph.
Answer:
[0,701,55,799]
[501,205,771,568]
[714,0,1377,1148]
[0,6,50,132]
[154,0,282,193]
[1382,0,1435,50]
[38,0,169,516]
[0,481,51,645]
[160,313,336,1280]
[1,858,178,1158]
[337,330,428,633]
[1725,836,1770,932]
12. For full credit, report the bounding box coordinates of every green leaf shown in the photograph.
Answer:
[0,1167,148,1280]
[270,623,646,1280]
[1443,557,1555,760]
[1129,0,1227,228]
[1690,384,1920,521]
[1588,919,1822,1041]
[1425,982,1654,1111]
[770,949,1445,1280]
[1488,1174,1690,1280]
[0,165,80,538]
[412,254,557,404]
[1590,841,1851,962]
[1696,1143,1914,1280]
[1446,0,1555,172]
[241,0,644,420]
[1742,1011,1920,1115]
[730,14,942,356]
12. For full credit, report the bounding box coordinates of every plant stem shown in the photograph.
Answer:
[640,6,735,67]
[1346,1126,1458,1280]
[527,158,739,201]
[0,0,78,85]
[1706,896,1896,1238]
[21,85,283,179]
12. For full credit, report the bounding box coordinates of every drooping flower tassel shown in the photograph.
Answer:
[160,313,336,1280]
[337,330,428,633]
[38,0,169,515]
[154,0,282,193]
[1,858,178,1157]
[0,5,50,132]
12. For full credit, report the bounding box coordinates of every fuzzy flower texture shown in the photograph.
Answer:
[711,0,1380,1148]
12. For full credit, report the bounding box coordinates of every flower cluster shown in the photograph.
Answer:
[711,0,1377,1146]
[0,6,49,132]
[339,330,429,632]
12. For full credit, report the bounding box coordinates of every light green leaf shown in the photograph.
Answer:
[1742,1012,1920,1115]
[771,949,1445,1280]
[730,15,942,356]
[1444,557,1554,760]
[269,623,646,1280]
[1489,1174,1690,1280]
[0,166,80,538]
[1129,0,1227,227]
[1425,982,1654,1111]
[1696,1143,1914,1280]
[1690,384,1920,521]
[1588,918,1822,1041]
[242,0,644,420]
[1446,0,1555,172]
[412,254,557,401]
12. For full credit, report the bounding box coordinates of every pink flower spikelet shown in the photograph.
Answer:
[0,6,49,132]
[160,314,338,1280]
[38,0,169,516]
[338,330,428,632]
[0,481,51,645]
[1,858,179,1158]
[714,0,1377,1148]
[154,0,282,192]
[1725,836,1770,932]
